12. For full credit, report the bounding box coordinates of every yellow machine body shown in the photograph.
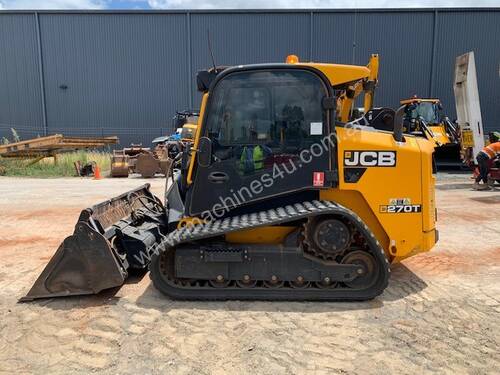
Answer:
[324,127,436,262]
[427,125,452,146]
[223,127,436,263]
[303,55,379,122]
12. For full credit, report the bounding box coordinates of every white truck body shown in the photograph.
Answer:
[453,51,485,162]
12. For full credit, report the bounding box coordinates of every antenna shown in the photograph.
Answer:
[207,29,217,72]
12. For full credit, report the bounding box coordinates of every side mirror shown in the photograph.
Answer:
[197,137,212,167]
[393,105,407,142]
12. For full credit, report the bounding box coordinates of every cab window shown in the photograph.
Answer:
[409,102,439,124]
[205,70,328,176]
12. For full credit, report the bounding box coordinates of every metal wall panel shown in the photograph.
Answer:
[0,9,498,145]
[190,12,310,106]
[433,10,500,135]
[0,14,43,140]
[354,11,435,108]
[39,13,189,145]
[312,12,356,64]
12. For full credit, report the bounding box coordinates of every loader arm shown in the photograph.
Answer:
[331,54,379,122]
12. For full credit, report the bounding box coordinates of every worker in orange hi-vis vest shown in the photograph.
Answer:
[474,135,500,190]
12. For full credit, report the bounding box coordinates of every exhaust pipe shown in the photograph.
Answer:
[20,184,166,302]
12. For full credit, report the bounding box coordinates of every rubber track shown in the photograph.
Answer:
[150,200,390,301]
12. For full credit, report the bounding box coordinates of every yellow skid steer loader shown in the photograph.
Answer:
[21,54,437,301]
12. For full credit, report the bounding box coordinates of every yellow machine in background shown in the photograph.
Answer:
[400,98,453,145]
[180,123,197,142]
[399,97,463,167]
[23,54,437,302]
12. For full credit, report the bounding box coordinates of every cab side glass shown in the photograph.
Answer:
[205,70,328,177]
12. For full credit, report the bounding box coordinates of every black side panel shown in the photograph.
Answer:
[165,174,185,226]
[175,246,363,282]
[344,168,367,183]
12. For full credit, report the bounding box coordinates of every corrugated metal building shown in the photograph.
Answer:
[0,9,499,146]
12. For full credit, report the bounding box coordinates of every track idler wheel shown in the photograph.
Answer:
[341,250,378,289]
[304,216,352,260]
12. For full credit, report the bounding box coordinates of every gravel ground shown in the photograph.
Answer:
[0,173,499,374]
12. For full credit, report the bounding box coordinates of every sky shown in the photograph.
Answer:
[0,0,499,10]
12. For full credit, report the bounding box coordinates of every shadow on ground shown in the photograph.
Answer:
[17,269,148,310]
[469,195,500,204]
[436,183,474,190]
[25,263,427,313]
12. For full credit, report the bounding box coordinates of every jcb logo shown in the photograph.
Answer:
[344,151,397,167]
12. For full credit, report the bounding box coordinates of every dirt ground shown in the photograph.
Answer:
[0,174,499,374]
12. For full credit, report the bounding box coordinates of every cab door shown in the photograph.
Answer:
[187,68,335,217]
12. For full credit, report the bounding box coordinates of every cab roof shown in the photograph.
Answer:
[298,62,371,87]
[197,61,373,92]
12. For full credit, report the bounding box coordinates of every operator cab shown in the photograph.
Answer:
[188,65,336,217]
[401,98,441,133]
[165,64,337,223]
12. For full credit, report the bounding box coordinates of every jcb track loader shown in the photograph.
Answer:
[21,55,437,302]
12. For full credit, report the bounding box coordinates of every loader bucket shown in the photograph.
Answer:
[20,184,166,301]
[111,151,130,177]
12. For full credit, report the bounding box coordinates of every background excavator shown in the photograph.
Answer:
[359,52,487,171]
[398,97,462,168]
[21,54,437,302]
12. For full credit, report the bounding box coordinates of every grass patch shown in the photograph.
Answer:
[0,150,111,177]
